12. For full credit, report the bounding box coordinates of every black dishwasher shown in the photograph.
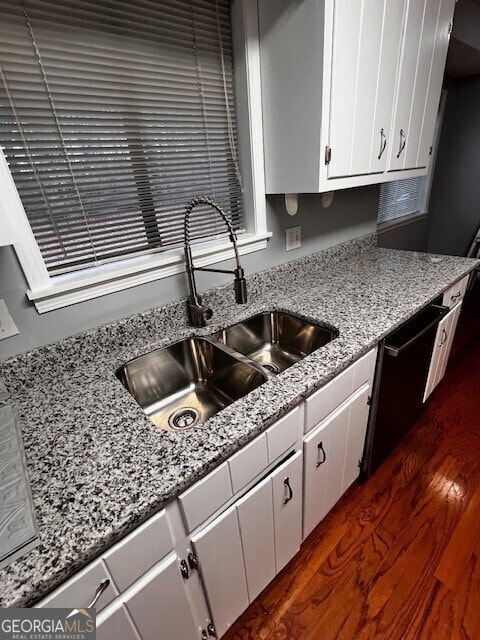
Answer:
[361,301,448,479]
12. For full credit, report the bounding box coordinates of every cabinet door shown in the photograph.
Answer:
[423,311,450,401]
[327,0,364,178]
[324,403,350,514]
[342,386,370,493]
[388,0,427,171]
[437,303,462,383]
[369,0,407,174]
[236,475,276,602]
[403,0,442,169]
[124,554,198,640]
[416,0,455,167]
[191,505,249,638]
[271,451,303,572]
[97,602,140,640]
[303,417,331,539]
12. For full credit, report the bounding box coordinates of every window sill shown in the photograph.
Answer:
[377,211,428,235]
[27,231,271,313]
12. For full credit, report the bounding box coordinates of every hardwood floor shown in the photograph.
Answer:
[224,292,480,640]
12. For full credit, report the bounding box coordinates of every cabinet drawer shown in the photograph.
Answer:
[442,275,469,308]
[229,434,268,494]
[305,362,354,434]
[353,348,377,389]
[304,378,335,434]
[178,462,232,533]
[103,509,173,592]
[266,405,303,463]
[330,365,355,410]
[36,558,117,611]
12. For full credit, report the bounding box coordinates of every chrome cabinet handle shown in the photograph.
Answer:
[316,442,326,467]
[378,128,387,159]
[88,579,110,608]
[283,477,293,504]
[451,292,461,301]
[396,129,406,158]
[439,328,448,346]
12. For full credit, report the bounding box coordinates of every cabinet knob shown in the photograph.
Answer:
[87,579,110,608]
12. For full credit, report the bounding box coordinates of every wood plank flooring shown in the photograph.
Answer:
[224,292,480,640]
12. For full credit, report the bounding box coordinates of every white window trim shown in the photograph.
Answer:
[1,0,269,314]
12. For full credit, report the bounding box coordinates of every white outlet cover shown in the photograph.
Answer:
[0,300,19,340]
[286,226,301,251]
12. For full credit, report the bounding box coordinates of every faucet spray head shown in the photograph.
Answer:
[234,268,248,304]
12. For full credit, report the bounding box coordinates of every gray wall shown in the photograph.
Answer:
[377,216,431,252]
[0,186,379,359]
[428,76,480,256]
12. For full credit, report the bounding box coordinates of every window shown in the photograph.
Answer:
[378,176,427,226]
[0,0,268,310]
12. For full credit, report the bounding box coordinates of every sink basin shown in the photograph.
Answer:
[116,337,267,431]
[213,311,338,375]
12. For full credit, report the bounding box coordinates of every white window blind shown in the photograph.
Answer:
[378,176,427,226]
[0,0,243,273]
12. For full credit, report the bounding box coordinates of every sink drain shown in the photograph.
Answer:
[263,363,280,374]
[169,408,199,430]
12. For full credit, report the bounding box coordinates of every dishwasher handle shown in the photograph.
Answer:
[384,305,448,358]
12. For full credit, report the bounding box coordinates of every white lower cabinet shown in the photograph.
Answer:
[97,601,140,640]
[303,384,371,539]
[303,417,331,539]
[123,554,199,640]
[191,504,249,638]
[191,450,303,638]
[236,476,276,602]
[271,451,303,572]
[342,386,371,492]
[97,554,198,640]
[424,302,462,401]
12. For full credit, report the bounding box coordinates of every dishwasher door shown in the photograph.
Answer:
[361,303,448,479]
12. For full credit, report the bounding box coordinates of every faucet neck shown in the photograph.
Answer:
[183,196,247,326]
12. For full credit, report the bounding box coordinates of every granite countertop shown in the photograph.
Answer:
[0,235,478,607]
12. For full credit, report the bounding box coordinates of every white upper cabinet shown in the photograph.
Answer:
[369,1,407,175]
[329,0,405,179]
[416,0,457,168]
[389,0,454,172]
[259,0,455,194]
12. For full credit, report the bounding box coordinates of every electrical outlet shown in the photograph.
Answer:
[286,226,301,251]
[0,300,19,340]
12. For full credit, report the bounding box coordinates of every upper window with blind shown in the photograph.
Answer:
[0,0,243,274]
[378,176,428,227]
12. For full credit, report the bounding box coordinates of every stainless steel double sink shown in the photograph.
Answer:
[116,311,338,431]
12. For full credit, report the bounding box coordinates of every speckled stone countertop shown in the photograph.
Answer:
[0,235,478,607]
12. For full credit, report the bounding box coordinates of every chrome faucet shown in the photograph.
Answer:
[183,196,247,327]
